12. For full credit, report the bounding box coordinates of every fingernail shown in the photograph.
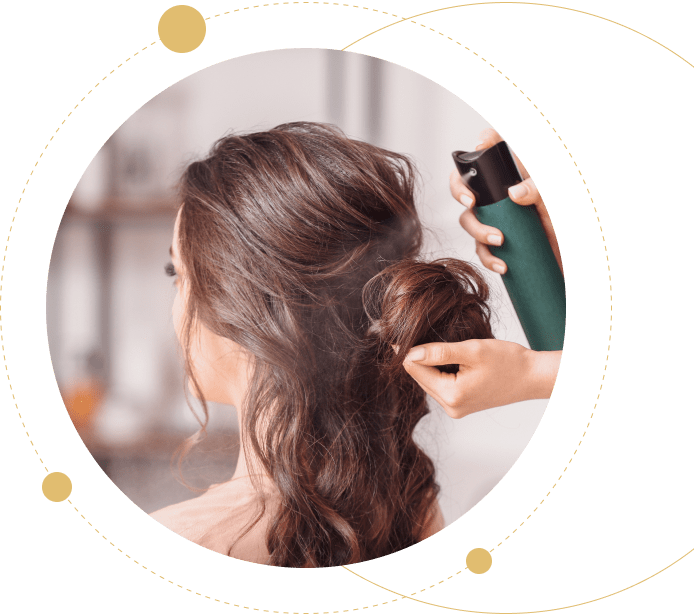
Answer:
[406,347,426,362]
[492,263,506,274]
[487,234,502,246]
[460,193,473,207]
[509,184,527,200]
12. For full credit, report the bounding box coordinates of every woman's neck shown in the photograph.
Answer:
[229,404,271,486]
[231,434,252,480]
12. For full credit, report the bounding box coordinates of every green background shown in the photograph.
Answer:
[0,0,694,614]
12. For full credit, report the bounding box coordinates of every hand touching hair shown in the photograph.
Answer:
[364,258,494,373]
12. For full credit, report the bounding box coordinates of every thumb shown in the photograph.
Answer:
[406,340,480,366]
[508,177,540,206]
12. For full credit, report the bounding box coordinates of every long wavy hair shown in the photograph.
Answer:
[175,121,494,567]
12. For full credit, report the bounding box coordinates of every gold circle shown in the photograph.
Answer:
[42,472,72,502]
[158,6,206,53]
[466,548,492,574]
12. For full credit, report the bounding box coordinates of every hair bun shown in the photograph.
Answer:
[363,258,494,372]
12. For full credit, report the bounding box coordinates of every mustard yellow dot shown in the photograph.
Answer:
[42,472,72,502]
[466,548,492,574]
[158,6,206,53]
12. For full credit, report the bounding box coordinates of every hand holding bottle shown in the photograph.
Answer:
[450,128,562,275]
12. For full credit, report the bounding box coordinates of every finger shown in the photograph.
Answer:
[449,168,476,208]
[476,128,502,150]
[405,340,483,368]
[404,351,477,418]
[404,366,442,404]
[459,208,504,247]
[403,359,455,402]
[508,177,540,206]
[476,241,507,275]
[404,361,464,416]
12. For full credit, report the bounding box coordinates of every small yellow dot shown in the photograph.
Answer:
[158,6,206,53]
[466,548,492,574]
[42,472,72,502]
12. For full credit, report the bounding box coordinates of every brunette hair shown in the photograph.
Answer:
[176,121,494,567]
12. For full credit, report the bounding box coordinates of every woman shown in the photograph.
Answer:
[151,121,495,567]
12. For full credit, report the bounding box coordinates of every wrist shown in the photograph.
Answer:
[524,350,561,400]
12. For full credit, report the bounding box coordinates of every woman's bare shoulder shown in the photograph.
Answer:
[150,477,277,564]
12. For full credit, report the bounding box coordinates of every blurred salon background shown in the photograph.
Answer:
[47,49,545,524]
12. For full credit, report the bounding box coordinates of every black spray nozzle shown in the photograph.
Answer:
[452,141,523,207]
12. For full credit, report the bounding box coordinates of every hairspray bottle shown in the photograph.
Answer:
[452,142,565,351]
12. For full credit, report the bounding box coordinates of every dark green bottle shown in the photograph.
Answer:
[452,142,565,351]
